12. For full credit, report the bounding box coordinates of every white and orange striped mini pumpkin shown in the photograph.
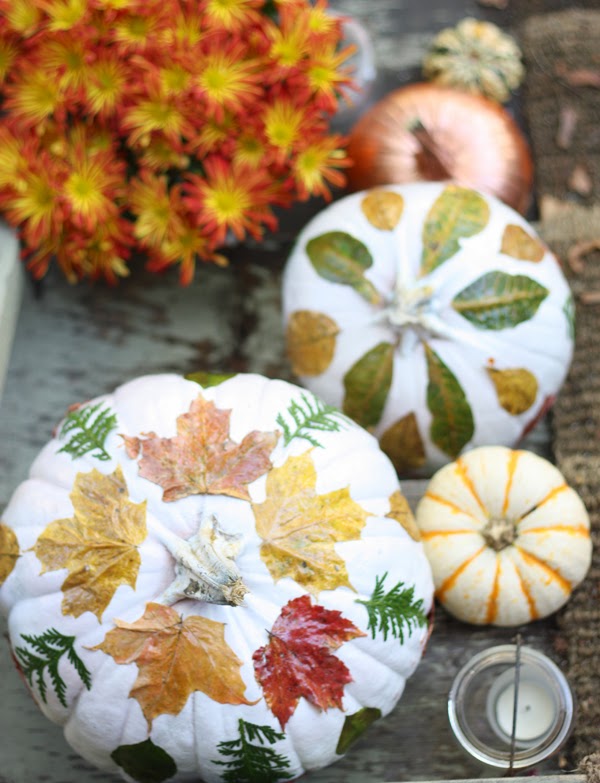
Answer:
[415,446,592,626]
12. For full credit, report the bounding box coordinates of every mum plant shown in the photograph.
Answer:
[0,0,354,284]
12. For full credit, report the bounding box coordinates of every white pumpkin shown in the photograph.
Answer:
[281,182,574,475]
[416,446,592,626]
[0,372,433,783]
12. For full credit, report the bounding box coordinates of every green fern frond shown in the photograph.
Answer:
[213,719,293,783]
[15,628,92,708]
[356,573,427,643]
[276,393,348,448]
[57,402,117,462]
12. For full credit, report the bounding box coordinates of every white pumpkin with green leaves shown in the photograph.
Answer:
[282,182,574,475]
[0,372,433,783]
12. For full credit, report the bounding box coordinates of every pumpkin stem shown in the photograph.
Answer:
[482,517,517,551]
[408,120,453,181]
[156,514,248,607]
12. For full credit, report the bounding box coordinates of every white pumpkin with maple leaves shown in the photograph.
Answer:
[0,372,433,783]
[282,182,574,475]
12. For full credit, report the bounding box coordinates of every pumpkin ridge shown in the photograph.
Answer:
[515,548,572,594]
[455,459,488,517]
[501,449,520,516]
[513,561,538,621]
[420,529,478,539]
[515,483,569,524]
[422,491,482,524]
[484,560,501,624]
[518,524,589,537]
[436,545,486,600]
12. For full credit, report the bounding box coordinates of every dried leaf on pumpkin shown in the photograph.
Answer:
[33,467,147,621]
[253,595,365,729]
[95,602,254,727]
[124,395,278,502]
[252,451,368,594]
[0,522,19,586]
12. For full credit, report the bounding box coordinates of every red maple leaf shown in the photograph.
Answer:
[253,595,365,729]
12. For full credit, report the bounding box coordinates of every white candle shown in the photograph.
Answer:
[488,665,558,745]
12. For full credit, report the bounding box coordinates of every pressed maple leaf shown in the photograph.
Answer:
[95,602,255,726]
[123,395,279,502]
[33,468,147,621]
[252,452,369,594]
[253,595,365,729]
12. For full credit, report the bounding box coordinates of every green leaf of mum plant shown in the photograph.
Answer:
[425,344,474,458]
[452,271,549,330]
[343,342,394,429]
[306,231,383,305]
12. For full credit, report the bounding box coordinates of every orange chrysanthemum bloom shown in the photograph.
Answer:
[184,157,278,245]
[0,0,354,284]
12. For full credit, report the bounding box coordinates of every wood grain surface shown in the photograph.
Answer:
[0,2,569,782]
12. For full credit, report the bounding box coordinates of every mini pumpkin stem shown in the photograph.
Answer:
[482,516,517,551]
[156,515,248,607]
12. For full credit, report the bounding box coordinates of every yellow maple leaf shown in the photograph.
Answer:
[0,522,19,586]
[33,467,147,621]
[94,602,254,726]
[252,452,368,594]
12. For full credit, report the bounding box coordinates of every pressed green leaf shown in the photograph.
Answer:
[451,271,549,330]
[425,344,474,457]
[185,370,236,388]
[111,738,177,783]
[564,295,575,340]
[343,342,394,429]
[276,393,348,448]
[57,402,117,462]
[306,231,382,305]
[421,185,490,275]
[213,719,293,783]
[356,572,427,643]
[15,629,91,708]
[336,707,382,755]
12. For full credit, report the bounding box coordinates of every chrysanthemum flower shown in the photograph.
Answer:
[0,0,353,284]
[121,87,194,148]
[84,56,128,117]
[2,163,62,248]
[0,0,43,37]
[203,0,263,32]
[293,135,350,200]
[37,0,89,32]
[62,148,125,231]
[306,42,355,112]
[184,157,278,244]
[195,38,262,120]
[2,68,64,130]
[262,97,310,159]
[129,171,180,248]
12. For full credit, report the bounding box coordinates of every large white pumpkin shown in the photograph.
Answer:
[281,182,574,475]
[0,372,433,783]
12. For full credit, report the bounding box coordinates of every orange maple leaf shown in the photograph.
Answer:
[94,602,255,726]
[123,395,279,502]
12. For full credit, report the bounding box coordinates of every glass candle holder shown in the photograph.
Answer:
[448,644,575,770]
